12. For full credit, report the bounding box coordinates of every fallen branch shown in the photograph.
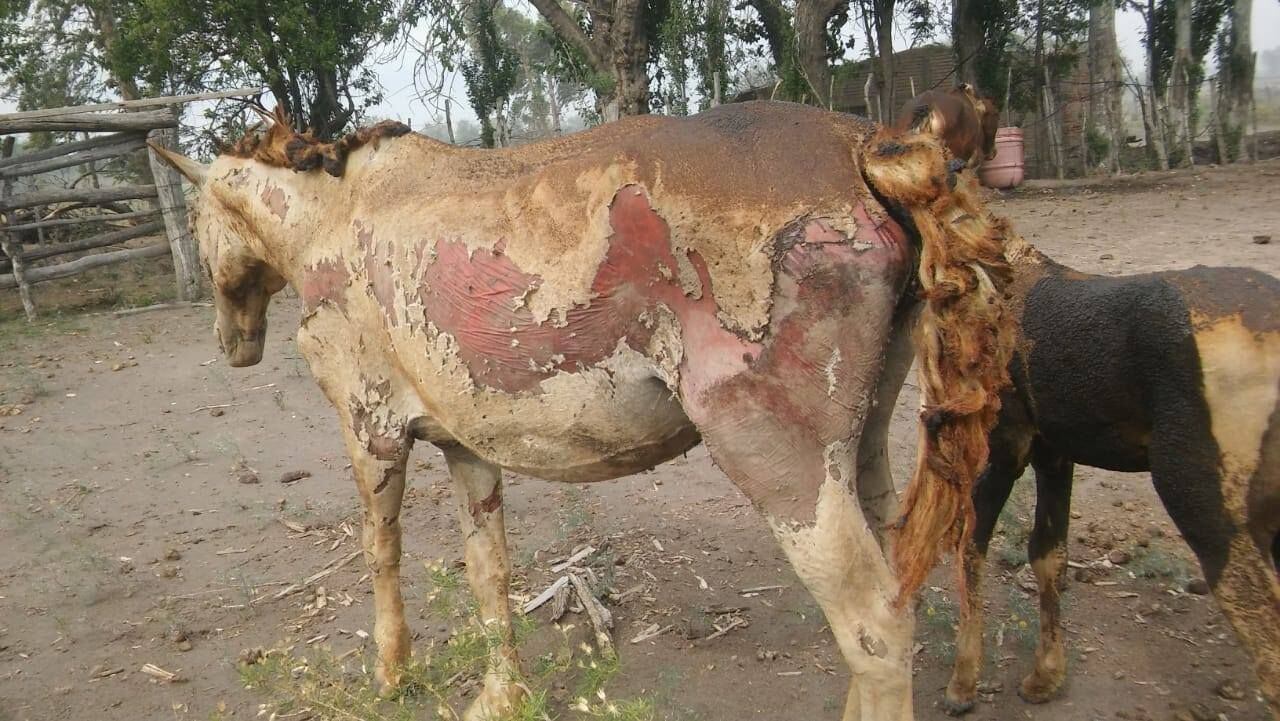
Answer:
[739,584,788,595]
[549,546,595,573]
[271,550,363,601]
[629,623,672,644]
[140,663,182,682]
[698,616,748,644]
[189,402,244,414]
[522,576,570,614]
[568,572,614,657]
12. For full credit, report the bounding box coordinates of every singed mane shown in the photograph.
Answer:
[223,108,412,177]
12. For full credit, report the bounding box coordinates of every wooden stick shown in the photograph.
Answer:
[271,550,363,601]
[0,109,178,134]
[0,135,147,180]
[3,220,164,268]
[0,131,144,170]
[567,572,615,657]
[0,184,157,213]
[522,575,570,614]
[147,117,201,300]
[1,208,160,233]
[0,87,263,124]
[0,137,35,320]
[0,242,169,289]
[698,616,748,643]
[549,546,595,573]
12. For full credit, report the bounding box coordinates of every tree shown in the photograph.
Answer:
[1168,0,1192,166]
[116,0,399,138]
[742,0,851,106]
[461,0,520,146]
[526,0,657,119]
[1220,0,1253,160]
[1087,0,1124,173]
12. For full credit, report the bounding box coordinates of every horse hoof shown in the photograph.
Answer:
[942,696,976,716]
[1017,673,1064,704]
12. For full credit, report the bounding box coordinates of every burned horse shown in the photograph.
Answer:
[153,101,1017,721]
[942,237,1280,717]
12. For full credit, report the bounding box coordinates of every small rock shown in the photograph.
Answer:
[1100,253,1115,260]
[1185,578,1210,595]
[1214,678,1246,700]
[210,408,225,417]
[238,647,264,666]
[163,548,182,561]
[1187,702,1218,721]
[1147,525,1165,539]
[159,565,180,579]
[119,559,135,574]
[1253,234,1271,245]
[236,468,259,485]
[1107,549,1132,565]
[176,639,193,652]
[1074,567,1101,583]
[278,469,312,484]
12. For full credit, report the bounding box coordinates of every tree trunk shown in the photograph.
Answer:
[873,0,896,122]
[1169,0,1193,166]
[793,0,846,107]
[1088,0,1122,173]
[528,0,650,119]
[1143,0,1170,169]
[952,0,983,86]
[1228,0,1254,161]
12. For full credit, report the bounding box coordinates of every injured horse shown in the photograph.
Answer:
[152,101,1020,721]
[941,236,1280,718]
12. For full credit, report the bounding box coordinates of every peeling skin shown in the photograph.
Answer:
[260,182,290,221]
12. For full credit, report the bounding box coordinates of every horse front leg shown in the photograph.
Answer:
[297,324,414,691]
[335,416,412,690]
[440,444,526,720]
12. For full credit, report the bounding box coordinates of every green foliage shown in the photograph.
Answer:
[115,0,398,138]
[460,0,520,147]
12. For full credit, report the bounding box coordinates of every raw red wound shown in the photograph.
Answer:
[300,258,350,312]
[418,185,720,393]
[410,185,907,395]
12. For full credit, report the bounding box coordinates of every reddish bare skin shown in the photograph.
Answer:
[413,186,719,394]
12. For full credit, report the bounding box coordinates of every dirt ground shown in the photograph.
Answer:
[2,159,1278,721]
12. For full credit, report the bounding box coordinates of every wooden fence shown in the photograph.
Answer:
[0,88,260,320]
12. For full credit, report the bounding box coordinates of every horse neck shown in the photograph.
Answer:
[214,161,352,280]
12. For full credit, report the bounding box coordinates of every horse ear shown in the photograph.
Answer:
[147,142,209,185]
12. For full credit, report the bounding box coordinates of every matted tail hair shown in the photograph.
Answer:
[861,130,1017,607]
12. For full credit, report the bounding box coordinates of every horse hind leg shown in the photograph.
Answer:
[944,421,1033,715]
[441,444,526,721]
[1017,441,1074,704]
[677,228,914,720]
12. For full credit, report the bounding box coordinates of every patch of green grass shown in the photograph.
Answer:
[0,313,86,353]
[1128,547,1191,585]
[1000,588,1039,652]
[917,586,959,662]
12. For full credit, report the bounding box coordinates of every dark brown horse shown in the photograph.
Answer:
[943,237,1280,717]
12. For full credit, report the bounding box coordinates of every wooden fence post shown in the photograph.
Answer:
[1,136,37,320]
[147,108,201,301]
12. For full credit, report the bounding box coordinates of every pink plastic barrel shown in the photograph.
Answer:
[979,127,1025,189]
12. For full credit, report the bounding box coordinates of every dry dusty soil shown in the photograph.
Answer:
[2,159,1279,721]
